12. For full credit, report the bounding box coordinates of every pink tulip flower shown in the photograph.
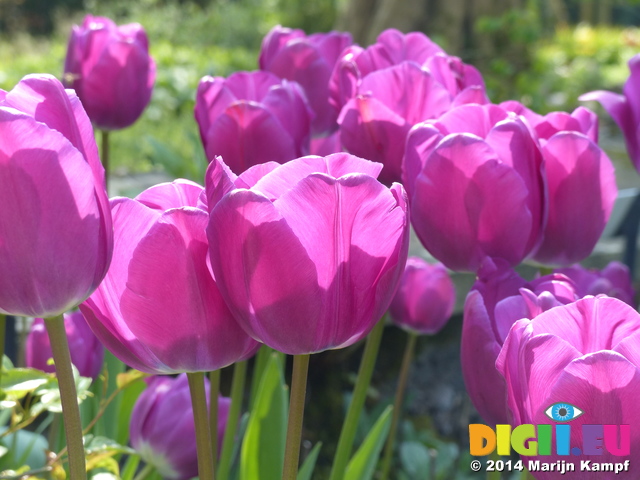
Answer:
[388,257,455,335]
[580,54,640,172]
[130,374,231,480]
[205,153,410,355]
[556,261,635,307]
[501,101,617,266]
[462,258,580,425]
[403,103,546,272]
[0,74,112,317]
[80,180,259,374]
[26,312,104,380]
[195,71,313,174]
[260,25,352,134]
[497,296,640,478]
[63,15,156,130]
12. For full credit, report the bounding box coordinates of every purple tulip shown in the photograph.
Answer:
[259,25,352,134]
[0,74,112,317]
[404,104,546,272]
[500,102,617,266]
[388,257,455,335]
[194,71,313,174]
[130,374,231,480]
[329,29,445,114]
[496,296,640,477]
[461,258,580,425]
[310,130,343,156]
[63,15,156,130]
[80,180,259,374]
[580,54,640,172]
[556,261,635,307]
[205,153,410,355]
[26,312,104,380]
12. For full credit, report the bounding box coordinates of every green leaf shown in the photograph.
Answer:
[0,368,51,401]
[345,406,393,480]
[2,355,14,371]
[120,455,141,480]
[0,429,48,471]
[84,435,136,455]
[297,442,322,480]
[116,374,147,446]
[240,353,288,480]
[399,441,431,479]
[32,365,92,414]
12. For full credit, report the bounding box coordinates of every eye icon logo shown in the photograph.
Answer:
[545,403,583,422]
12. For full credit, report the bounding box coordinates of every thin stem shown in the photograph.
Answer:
[488,451,501,480]
[101,130,110,191]
[45,315,86,480]
[282,354,310,480]
[209,369,221,471]
[217,361,247,480]
[187,372,215,480]
[380,331,417,480]
[132,463,155,480]
[48,413,61,453]
[0,314,5,384]
[329,318,385,480]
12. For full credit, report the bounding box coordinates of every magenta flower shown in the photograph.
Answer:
[404,104,546,272]
[496,296,640,477]
[194,71,313,174]
[580,54,640,172]
[501,102,617,266]
[259,25,352,134]
[26,311,104,380]
[130,374,231,480]
[0,74,112,317]
[388,257,455,335]
[80,180,259,374]
[63,15,156,130]
[461,258,579,425]
[556,261,635,307]
[205,153,410,355]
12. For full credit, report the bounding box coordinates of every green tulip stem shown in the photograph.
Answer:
[209,369,221,471]
[44,314,86,480]
[217,360,247,480]
[380,331,418,480]
[329,318,386,480]
[132,463,155,480]
[282,354,311,480]
[187,372,215,480]
[488,451,501,480]
[101,130,110,191]
[0,314,5,383]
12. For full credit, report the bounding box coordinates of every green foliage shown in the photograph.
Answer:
[344,405,392,480]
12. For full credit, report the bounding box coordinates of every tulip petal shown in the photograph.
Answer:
[135,179,204,211]
[208,189,323,354]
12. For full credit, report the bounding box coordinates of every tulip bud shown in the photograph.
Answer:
[63,15,156,130]
[0,74,113,317]
[130,374,231,480]
[555,261,635,307]
[26,311,104,380]
[389,257,455,335]
[205,153,410,355]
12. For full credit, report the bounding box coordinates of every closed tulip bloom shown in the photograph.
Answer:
[388,257,455,335]
[206,153,410,355]
[580,54,640,172]
[404,104,546,272]
[259,25,352,134]
[80,180,259,374]
[496,296,640,477]
[462,258,579,425]
[130,374,232,480]
[556,261,635,306]
[63,15,156,130]
[26,312,104,380]
[195,71,313,174]
[0,74,112,317]
[501,101,617,266]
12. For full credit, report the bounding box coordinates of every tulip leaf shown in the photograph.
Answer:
[240,353,288,480]
[345,406,393,480]
[400,441,431,479]
[115,374,147,446]
[297,442,322,480]
[120,454,140,480]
